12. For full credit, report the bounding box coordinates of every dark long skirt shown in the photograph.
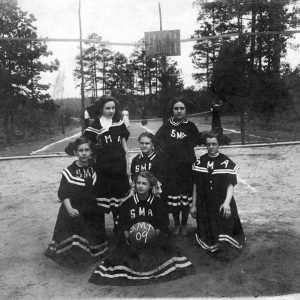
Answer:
[195,196,245,253]
[45,204,108,267]
[95,155,130,213]
[162,161,193,213]
[89,234,194,286]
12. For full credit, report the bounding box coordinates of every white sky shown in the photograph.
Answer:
[17,0,300,98]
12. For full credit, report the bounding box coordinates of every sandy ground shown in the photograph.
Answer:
[0,145,300,299]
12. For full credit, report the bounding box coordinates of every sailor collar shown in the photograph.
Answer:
[133,193,154,204]
[169,117,188,126]
[140,151,156,160]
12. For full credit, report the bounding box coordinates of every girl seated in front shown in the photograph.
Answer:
[89,171,193,286]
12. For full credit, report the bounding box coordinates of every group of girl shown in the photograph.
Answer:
[45,94,245,285]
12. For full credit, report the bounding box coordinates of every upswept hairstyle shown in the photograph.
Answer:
[168,96,189,118]
[94,94,121,121]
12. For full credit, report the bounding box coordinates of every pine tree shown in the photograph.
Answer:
[0,0,59,142]
[192,0,300,114]
[0,0,59,105]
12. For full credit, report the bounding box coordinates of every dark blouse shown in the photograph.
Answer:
[119,193,168,233]
[192,153,239,206]
[58,160,97,211]
[130,151,163,181]
[155,117,200,164]
[83,119,130,160]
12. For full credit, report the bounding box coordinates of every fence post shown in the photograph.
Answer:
[7,112,12,144]
[293,115,299,141]
[240,111,247,145]
[61,114,65,134]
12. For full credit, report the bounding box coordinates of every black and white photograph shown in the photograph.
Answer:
[0,0,299,298]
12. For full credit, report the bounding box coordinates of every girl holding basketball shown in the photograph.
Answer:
[89,171,193,286]
[155,98,200,235]
[190,132,245,259]
[45,137,108,267]
[83,95,131,233]
[120,171,168,240]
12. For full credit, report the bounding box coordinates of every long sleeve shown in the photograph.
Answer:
[119,200,130,232]
[151,154,164,182]
[223,159,239,186]
[154,125,167,156]
[83,126,98,143]
[120,122,130,141]
[190,122,201,146]
[154,198,169,233]
[57,175,73,201]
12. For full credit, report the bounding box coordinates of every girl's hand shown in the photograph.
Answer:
[66,207,80,217]
[190,205,197,218]
[219,203,231,218]
[155,229,161,236]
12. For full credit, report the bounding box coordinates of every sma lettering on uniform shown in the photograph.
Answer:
[105,135,112,143]
[207,161,214,170]
[170,129,187,140]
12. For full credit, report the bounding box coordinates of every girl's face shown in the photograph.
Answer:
[139,136,154,154]
[135,176,151,196]
[76,143,91,163]
[206,137,219,156]
[173,101,186,119]
[102,101,115,118]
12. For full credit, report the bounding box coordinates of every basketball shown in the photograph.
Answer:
[128,222,156,249]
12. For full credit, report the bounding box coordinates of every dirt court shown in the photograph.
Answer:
[1,144,299,299]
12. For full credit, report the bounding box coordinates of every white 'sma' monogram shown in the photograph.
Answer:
[170,129,187,139]
[221,160,229,168]
[207,161,214,170]
[130,207,153,218]
[102,134,121,143]
[135,162,152,173]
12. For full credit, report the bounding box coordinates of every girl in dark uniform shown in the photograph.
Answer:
[83,95,131,233]
[89,171,193,286]
[45,137,108,267]
[131,132,163,182]
[190,132,245,258]
[155,99,200,235]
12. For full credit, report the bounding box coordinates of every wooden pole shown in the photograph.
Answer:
[61,114,65,134]
[238,6,246,145]
[79,0,85,133]
[159,3,168,123]
[159,3,163,31]
[159,3,166,74]
[0,30,299,44]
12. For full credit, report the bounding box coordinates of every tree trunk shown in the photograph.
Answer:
[250,8,256,69]
[103,59,106,95]
[257,11,263,72]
